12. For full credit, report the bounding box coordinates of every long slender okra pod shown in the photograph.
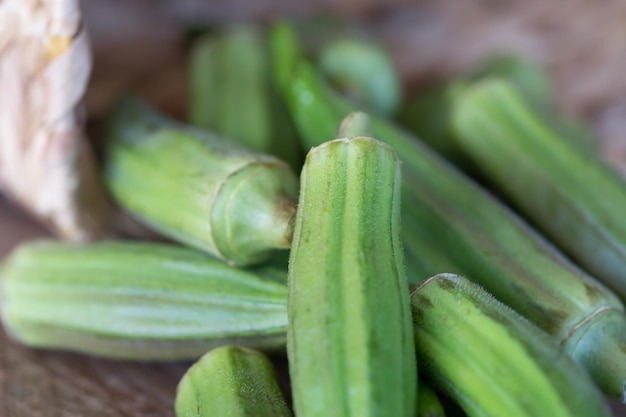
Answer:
[175,346,291,417]
[0,241,288,360]
[104,96,298,267]
[412,274,611,417]
[288,135,416,416]
[453,79,626,302]
[270,22,626,400]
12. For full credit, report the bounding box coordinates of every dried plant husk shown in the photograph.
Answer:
[0,0,113,240]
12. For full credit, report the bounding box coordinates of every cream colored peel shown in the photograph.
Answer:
[0,0,111,240]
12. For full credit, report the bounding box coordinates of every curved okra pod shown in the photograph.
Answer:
[104,96,298,266]
[413,274,611,417]
[175,346,291,417]
[0,241,288,360]
[270,22,626,400]
[288,136,416,417]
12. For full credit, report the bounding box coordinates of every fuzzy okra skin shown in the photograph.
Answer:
[453,79,626,301]
[175,346,291,417]
[0,241,288,360]
[188,25,302,171]
[270,22,626,400]
[288,137,416,417]
[104,96,298,267]
[413,274,612,417]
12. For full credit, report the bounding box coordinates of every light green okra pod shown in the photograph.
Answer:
[0,241,288,360]
[175,346,291,417]
[413,274,612,417]
[188,25,302,170]
[104,96,298,267]
[452,79,626,302]
[288,135,416,417]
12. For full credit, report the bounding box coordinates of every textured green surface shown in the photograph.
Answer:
[104,97,298,266]
[175,346,291,417]
[453,80,626,301]
[189,25,302,170]
[413,274,612,417]
[0,241,288,360]
[288,137,416,417]
[270,22,626,400]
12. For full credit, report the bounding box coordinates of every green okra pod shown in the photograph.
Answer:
[0,241,288,360]
[416,380,446,417]
[318,38,401,117]
[452,80,626,301]
[188,25,302,170]
[270,22,626,400]
[104,96,298,266]
[412,274,611,417]
[288,135,416,417]
[175,346,291,417]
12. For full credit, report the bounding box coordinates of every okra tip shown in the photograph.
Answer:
[337,111,372,138]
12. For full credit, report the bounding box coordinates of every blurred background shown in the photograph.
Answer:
[2,0,626,415]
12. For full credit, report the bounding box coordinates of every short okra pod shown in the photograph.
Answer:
[175,346,291,417]
[104,96,298,267]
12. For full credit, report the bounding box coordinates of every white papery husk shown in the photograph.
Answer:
[0,0,112,240]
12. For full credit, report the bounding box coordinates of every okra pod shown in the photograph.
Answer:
[270,22,626,400]
[0,241,288,360]
[413,274,611,417]
[288,135,416,416]
[175,346,291,417]
[103,96,298,266]
[188,25,302,170]
[318,38,401,116]
[452,80,626,300]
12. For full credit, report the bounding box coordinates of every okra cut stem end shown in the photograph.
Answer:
[211,160,299,266]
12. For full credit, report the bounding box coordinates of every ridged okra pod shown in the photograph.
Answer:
[413,274,611,417]
[453,79,626,301]
[104,96,298,266]
[288,137,416,417]
[270,22,626,400]
[175,346,291,417]
[188,25,302,170]
[0,241,288,360]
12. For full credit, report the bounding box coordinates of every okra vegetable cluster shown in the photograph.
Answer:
[1,19,625,417]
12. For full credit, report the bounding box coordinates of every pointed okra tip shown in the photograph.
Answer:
[337,111,373,139]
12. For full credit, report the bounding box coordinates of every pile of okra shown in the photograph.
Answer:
[4,20,626,417]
